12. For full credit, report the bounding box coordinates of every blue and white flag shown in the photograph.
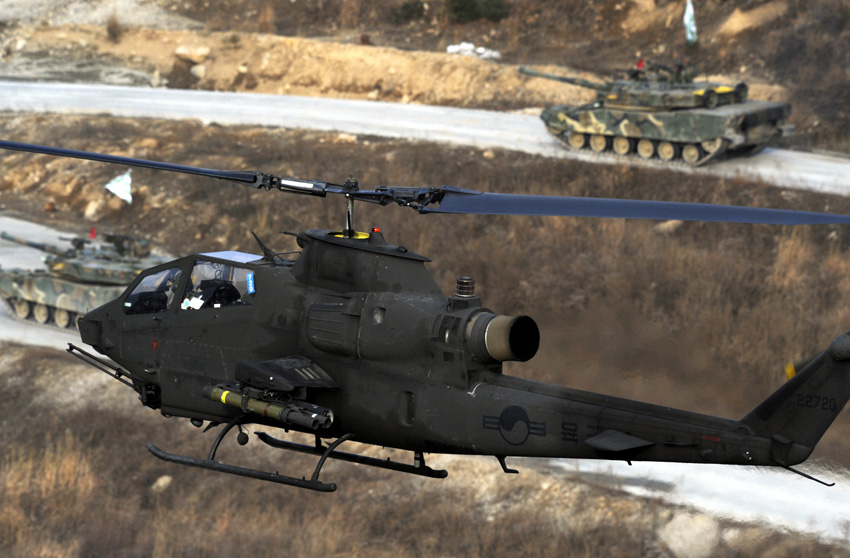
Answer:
[684,0,698,44]
[105,169,133,204]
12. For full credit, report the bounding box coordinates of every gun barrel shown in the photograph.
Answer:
[0,231,67,256]
[519,66,607,91]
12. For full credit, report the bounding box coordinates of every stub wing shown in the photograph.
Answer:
[235,356,339,391]
[584,429,654,453]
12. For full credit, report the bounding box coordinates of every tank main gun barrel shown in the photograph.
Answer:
[0,231,69,257]
[519,66,609,92]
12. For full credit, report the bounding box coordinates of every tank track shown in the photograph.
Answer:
[554,131,729,167]
[2,297,79,330]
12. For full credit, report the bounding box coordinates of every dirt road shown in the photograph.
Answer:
[3,80,850,196]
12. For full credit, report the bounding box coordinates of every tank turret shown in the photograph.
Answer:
[0,231,168,328]
[521,63,794,165]
[520,65,748,110]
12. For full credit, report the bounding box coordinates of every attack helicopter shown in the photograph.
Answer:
[1,138,849,492]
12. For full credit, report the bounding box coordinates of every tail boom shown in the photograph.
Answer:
[739,332,850,465]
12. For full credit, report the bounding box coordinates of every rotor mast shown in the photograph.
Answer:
[342,176,358,237]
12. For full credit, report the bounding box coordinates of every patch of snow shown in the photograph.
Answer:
[0,0,201,29]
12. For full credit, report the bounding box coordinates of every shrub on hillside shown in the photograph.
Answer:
[106,12,123,43]
[445,0,509,23]
[389,0,426,24]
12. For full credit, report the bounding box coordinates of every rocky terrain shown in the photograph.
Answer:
[2,1,850,557]
[2,343,848,558]
[1,0,848,152]
[2,112,850,558]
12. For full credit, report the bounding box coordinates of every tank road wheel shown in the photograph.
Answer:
[703,90,719,109]
[612,137,633,156]
[589,134,609,153]
[657,142,679,162]
[636,139,655,159]
[32,303,51,324]
[54,294,75,328]
[682,144,704,165]
[700,138,724,155]
[567,132,587,149]
[54,308,74,329]
[12,299,31,320]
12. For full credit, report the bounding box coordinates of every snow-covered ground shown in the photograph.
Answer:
[0,0,200,28]
[555,458,850,545]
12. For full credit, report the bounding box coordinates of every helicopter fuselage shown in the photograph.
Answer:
[75,227,849,477]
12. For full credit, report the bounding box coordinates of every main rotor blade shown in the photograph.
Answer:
[426,189,850,226]
[0,140,261,185]
[4,138,850,226]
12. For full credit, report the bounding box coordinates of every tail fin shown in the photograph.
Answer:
[740,332,850,465]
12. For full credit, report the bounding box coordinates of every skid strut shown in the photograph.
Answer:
[257,432,448,479]
[148,417,347,492]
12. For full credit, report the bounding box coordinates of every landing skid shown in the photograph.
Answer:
[147,444,337,491]
[147,416,448,491]
[148,417,343,491]
[257,432,449,479]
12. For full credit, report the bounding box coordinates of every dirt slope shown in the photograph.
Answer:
[3,0,847,153]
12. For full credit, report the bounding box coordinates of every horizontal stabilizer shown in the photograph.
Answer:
[585,429,654,453]
[235,356,339,391]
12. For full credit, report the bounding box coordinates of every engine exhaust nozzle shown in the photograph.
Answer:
[467,312,540,363]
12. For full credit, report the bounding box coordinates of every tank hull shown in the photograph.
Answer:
[0,232,168,328]
[541,100,794,165]
[0,268,125,328]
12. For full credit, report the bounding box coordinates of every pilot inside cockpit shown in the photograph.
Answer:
[123,266,182,315]
[181,260,254,310]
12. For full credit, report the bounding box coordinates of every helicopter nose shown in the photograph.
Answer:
[77,306,114,352]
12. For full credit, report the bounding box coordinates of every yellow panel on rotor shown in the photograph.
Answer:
[331,231,370,239]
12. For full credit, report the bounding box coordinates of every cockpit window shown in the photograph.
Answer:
[123,267,182,315]
[181,260,255,310]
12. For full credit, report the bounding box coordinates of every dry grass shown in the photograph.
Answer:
[257,2,276,34]
[1,115,850,555]
[1,430,98,557]
[0,370,844,558]
[0,360,664,558]
[3,115,850,426]
[158,0,850,153]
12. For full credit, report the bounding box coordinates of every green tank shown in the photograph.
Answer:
[520,64,794,165]
[0,231,169,329]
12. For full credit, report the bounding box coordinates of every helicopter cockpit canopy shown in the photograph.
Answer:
[122,251,262,315]
[123,266,182,315]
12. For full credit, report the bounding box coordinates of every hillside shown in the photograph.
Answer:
[1,2,850,557]
[2,115,850,555]
[1,0,848,153]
